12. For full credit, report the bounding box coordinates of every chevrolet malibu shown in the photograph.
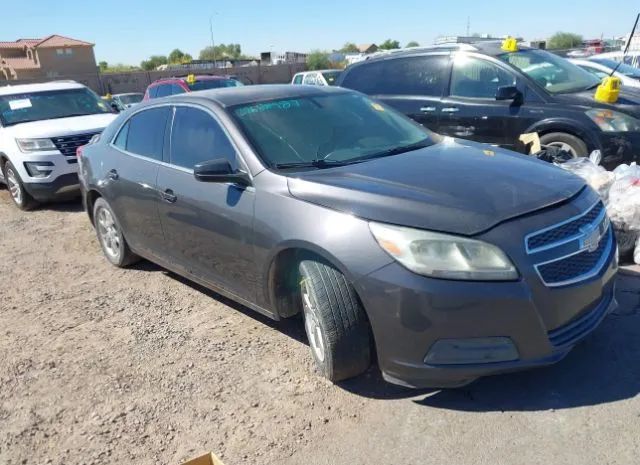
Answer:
[78,85,617,388]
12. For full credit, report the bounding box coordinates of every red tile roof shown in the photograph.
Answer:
[0,34,93,50]
[1,57,40,70]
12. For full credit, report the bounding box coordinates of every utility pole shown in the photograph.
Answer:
[466,16,470,37]
[209,15,216,69]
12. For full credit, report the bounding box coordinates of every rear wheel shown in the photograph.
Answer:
[2,160,37,210]
[299,259,371,382]
[93,197,139,267]
[539,132,588,158]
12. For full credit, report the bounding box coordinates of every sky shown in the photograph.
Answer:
[2,0,638,65]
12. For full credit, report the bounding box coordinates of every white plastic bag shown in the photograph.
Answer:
[558,157,614,201]
[634,237,640,265]
[608,175,640,231]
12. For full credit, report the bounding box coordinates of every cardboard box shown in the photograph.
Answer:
[181,452,225,465]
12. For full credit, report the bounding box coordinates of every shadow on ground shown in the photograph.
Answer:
[130,259,640,412]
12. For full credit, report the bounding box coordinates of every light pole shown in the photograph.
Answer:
[209,13,218,69]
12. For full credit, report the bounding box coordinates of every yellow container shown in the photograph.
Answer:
[594,76,621,103]
[501,37,518,52]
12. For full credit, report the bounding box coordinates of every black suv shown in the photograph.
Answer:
[338,42,640,169]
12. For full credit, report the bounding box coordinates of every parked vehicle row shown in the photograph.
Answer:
[143,74,243,100]
[570,57,640,89]
[76,84,617,388]
[291,70,342,86]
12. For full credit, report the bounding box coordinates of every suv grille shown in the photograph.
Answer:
[526,202,604,253]
[526,201,613,287]
[52,132,101,163]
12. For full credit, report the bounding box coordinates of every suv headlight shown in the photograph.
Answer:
[586,109,640,132]
[369,222,518,281]
[16,138,57,152]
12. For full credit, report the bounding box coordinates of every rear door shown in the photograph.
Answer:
[156,105,257,300]
[340,54,449,132]
[106,106,171,256]
[439,53,521,146]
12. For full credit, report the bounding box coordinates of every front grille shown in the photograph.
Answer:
[536,228,612,286]
[548,288,613,348]
[51,132,100,162]
[526,202,604,252]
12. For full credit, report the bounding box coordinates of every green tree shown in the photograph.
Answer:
[199,43,246,61]
[140,55,168,70]
[307,50,331,70]
[168,48,190,64]
[340,42,359,53]
[405,41,420,48]
[98,61,108,71]
[548,32,583,50]
[379,39,400,50]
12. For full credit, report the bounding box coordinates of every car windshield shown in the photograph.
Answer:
[0,87,112,126]
[499,49,600,94]
[189,79,244,91]
[117,93,143,105]
[231,92,438,169]
[590,58,640,78]
[321,71,341,85]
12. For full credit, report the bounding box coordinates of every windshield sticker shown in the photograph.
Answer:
[371,102,385,112]
[236,99,301,117]
[8,99,32,110]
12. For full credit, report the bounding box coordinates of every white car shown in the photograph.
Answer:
[291,70,342,86]
[590,51,640,68]
[569,58,640,89]
[0,81,116,210]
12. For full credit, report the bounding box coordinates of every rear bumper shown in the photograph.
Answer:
[23,173,80,202]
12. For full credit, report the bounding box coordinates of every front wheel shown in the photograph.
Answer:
[93,197,139,267]
[2,161,37,210]
[539,132,588,158]
[299,259,371,382]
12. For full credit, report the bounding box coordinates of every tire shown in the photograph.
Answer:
[93,197,139,267]
[2,160,38,211]
[299,259,371,382]
[539,132,588,158]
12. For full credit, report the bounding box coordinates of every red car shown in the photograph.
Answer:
[143,75,243,100]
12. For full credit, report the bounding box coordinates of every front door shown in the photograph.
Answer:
[106,106,171,255]
[156,105,257,301]
[439,54,522,148]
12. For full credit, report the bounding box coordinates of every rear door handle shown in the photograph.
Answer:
[108,169,119,180]
[162,189,177,203]
[420,106,437,112]
[441,107,460,113]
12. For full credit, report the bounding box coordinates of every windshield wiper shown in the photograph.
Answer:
[350,138,432,163]
[273,159,357,169]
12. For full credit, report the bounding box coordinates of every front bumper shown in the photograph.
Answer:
[356,253,617,389]
[23,173,80,201]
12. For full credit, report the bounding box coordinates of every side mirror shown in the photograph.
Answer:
[496,85,522,101]
[194,158,251,186]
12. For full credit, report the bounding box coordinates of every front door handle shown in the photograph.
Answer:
[108,169,119,180]
[420,106,437,112]
[162,189,177,203]
[441,107,460,113]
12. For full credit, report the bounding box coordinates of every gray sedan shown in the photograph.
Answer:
[78,85,617,388]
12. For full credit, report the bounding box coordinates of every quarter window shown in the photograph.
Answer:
[170,107,237,169]
[341,56,448,96]
[122,107,171,160]
[450,56,516,99]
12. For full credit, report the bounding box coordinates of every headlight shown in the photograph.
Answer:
[586,109,640,132]
[16,138,57,152]
[369,222,518,281]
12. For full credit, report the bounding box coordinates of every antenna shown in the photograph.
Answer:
[611,13,640,77]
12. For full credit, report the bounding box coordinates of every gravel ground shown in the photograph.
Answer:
[1,190,639,465]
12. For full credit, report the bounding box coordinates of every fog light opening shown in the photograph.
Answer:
[424,337,519,365]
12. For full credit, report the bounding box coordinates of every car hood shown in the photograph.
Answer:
[554,87,640,118]
[286,139,585,235]
[5,113,117,138]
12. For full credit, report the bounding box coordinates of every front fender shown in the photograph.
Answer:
[525,118,601,151]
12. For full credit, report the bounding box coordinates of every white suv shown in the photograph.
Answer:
[0,81,117,210]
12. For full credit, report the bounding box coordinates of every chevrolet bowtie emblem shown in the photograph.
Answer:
[580,224,602,253]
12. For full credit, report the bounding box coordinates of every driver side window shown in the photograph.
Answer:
[170,106,238,170]
[450,57,516,99]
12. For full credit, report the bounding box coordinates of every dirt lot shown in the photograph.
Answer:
[1,190,639,465]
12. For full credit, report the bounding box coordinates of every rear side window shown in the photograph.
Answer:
[450,56,516,99]
[155,84,172,98]
[293,74,303,84]
[170,106,237,170]
[341,56,448,96]
[123,107,171,160]
[113,121,129,149]
[303,73,318,85]
[147,86,159,99]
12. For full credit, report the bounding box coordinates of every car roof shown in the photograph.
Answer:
[0,80,84,96]
[167,84,351,107]
[151,75,234,85]
[113,92,143,97]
